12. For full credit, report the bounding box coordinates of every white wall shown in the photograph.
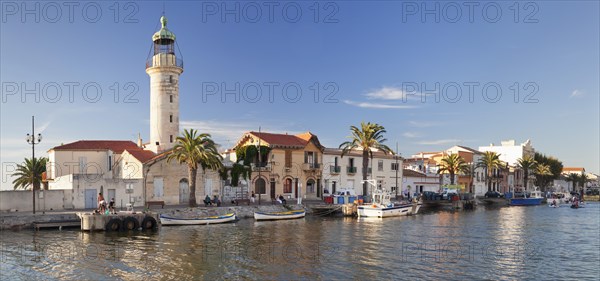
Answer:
[1,190,66,212]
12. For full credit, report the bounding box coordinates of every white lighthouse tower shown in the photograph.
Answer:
[146,16,183,153]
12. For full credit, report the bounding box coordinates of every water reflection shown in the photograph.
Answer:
[1,204,599,280]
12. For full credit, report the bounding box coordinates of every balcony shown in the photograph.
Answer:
[330,165,341,174]
[251,162,271,172]
[303,163,321,171]
[347,166,357,174]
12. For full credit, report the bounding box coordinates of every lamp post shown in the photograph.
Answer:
[255,126,262,205]
[26,116,42,214]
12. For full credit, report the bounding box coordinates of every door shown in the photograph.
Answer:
[205,178,213,197]
[270,180,276,200]
[179,179,189,204]
[85,189,97,209]
[154,177,164,198]
[347,180,355,193]
[294,180,298,198]
[108,189,116,203]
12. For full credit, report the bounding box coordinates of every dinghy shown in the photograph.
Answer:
[254,210,305,221]
[160,213,237,226]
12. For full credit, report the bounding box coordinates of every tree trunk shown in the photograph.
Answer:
[523,170,528,190]
[362,150,369,199]
[487,170,492,192]
[188,167,198,207]
[450,172,455,185]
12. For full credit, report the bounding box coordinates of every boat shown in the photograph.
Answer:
[254,210,306,221]
[357,187,422,218]
[159,213,237,226]
[510,190,543,206]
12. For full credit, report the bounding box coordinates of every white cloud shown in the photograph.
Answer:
[402,132,421,138]
[570,89,584,98]
[416,139,461,145]
[343,100,418,109]
[408,120,441,128]
[365,87,413,100]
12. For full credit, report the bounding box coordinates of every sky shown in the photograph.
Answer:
[1,1,599,190]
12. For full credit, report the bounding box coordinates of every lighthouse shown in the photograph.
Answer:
[146,16,183,153]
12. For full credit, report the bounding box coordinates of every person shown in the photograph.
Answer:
[213,195,221,207]
[276,195,283,204]
[250,191,256,203]
[204,195,212,206]
[109,198,116,214]
[98,193,106,212]
[279,195,287,205]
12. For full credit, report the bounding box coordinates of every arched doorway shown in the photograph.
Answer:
[307,179,315,196]
[179,179,189,204]
[255,178,266,195]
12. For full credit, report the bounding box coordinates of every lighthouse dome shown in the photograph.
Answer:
[152,16,176,42]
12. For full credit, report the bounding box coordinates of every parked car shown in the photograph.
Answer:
[485,191,503,198]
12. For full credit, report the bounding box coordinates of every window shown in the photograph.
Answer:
[334,157,338,167]
[349,158,354,167]
[285,151,292,168]
[170,135,173,143]
[391,162,399,171]
[255,178,266,194]
[284,178,292,193]
[378,160,384,171]
[170,95,173,103]
[170,114,173,123]
[169,75,173,84]
[108,155,112,171]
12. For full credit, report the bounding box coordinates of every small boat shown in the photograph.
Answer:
[254,210,305,221]
[357,187,422,218]
[160,213,237,226]
[548,198,560,208]
[510,190,543,206]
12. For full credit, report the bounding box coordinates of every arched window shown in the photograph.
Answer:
[256,178,266,194]
[284,178,292,194]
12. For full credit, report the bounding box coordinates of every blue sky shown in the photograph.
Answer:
[1,1,598,189]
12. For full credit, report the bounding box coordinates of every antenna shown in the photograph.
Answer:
[162,2,165,16]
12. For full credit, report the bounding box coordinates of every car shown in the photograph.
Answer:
[485,191,503,198]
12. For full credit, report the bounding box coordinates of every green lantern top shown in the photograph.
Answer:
[152,16,176,42]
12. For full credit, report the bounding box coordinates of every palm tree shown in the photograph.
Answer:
[12,157,48,190]
[533,163,552,190]
[339,122,393,198]
[564,173,579,193]
[517,155,537,190]
[437,153,469,185]
[478,151,503,192]
[167,129,223,207]
[577,173,590,200]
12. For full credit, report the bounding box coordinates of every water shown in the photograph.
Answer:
[1,204,599,280]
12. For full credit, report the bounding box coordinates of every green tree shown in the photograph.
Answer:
[577,173,590,200]
[437,153,469,185]
[478,151,503,192]
[564,173,579,193]
[533,163,553,189]
[339,122,393,197]
[534,152,563,190]
[516,155,537,190]
[12,157,48,190]
[167,129,223,207]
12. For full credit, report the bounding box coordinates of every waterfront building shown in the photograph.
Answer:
[441,145,487,196]
[478,139,535,166]
[401,168,439,195]
[227,131,325,200]
[321,148,400,196]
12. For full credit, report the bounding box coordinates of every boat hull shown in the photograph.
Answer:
[254,210,306,221]
[357,203,421,218]
[509,198,543,206]
[160,213,236,226]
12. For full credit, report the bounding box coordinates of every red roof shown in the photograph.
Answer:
[51,140,140,154]
[403,169,427,177]
[125,149,156,163]
[563,167,584,171]
[250,132,307,147]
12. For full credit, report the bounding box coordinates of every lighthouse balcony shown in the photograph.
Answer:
[146,53,183,69]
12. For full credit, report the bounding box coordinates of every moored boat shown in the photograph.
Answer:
[254,210,306,221]
[510,190,543,206]
[160,213,237,226]
[357,186,422,218]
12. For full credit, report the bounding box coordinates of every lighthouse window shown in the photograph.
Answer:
[169,95,173,103]
[170,135,173,143]
[169,114,173,123]
[169,75,173,84]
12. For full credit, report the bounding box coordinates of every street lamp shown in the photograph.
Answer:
[26,116,42,214]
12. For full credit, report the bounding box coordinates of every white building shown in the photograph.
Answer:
[478,139,535,166]
[322,148,401,197]
[401,168,439,195]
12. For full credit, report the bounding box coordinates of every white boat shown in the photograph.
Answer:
[159,213,237,226]
[254,210,306,221]
[357,188,422,218]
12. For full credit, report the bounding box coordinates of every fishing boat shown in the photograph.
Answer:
[357,187,422,218]
[159,213,237,226]
[254,210,306,221]
[509,190,543,206]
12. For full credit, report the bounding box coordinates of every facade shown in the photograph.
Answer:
[478,139,535,166]
[442,145,487,196]
[146,16,184,153]
[322,148,401,197]
[401,168,439,195]
[228,131,325,200]
[47,140,153,209]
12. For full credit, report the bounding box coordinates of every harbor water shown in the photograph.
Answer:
[1,204,599,280]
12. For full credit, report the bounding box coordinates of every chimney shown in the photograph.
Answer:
[137,133,143,147]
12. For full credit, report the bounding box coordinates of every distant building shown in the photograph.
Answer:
[322,148,399,196]
[401,169,439,195]
[478,139,535,166]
